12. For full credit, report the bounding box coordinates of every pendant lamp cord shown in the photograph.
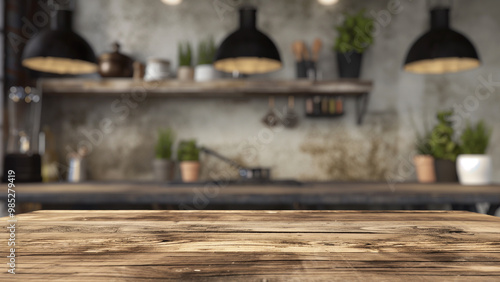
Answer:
[427,0,453,10]
[49,0,75,11]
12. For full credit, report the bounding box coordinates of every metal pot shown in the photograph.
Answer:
[98,42,133,77]
[201,147,270,181]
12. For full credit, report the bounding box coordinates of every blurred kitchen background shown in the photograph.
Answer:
[2,0,500,186]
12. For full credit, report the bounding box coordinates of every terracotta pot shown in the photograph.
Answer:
[413,155,436,183]
[180,161,200,182]
[153,159,175,182]
[177,66,194,81]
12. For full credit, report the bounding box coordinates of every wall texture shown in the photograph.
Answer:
[42,0,500,182]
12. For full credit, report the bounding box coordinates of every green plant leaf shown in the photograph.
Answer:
[334,9,374,54]
[197,37,217,65]
[177,139,200,162]
[428,111,460,161]
[179,42,192,66]
[460,120,492,154]
[155,128,175,159]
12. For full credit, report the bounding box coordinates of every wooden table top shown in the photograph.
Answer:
[2,210,500,281]
[3,181,500,206]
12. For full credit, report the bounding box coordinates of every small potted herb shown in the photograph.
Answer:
[177,42,194,81]
[195,38,218,82]
[153,129,175,182]
[428,111,461,182]
[413,133,436,183]
[457,121,492,185]
[177,139,200,182]
[333,10,374,78]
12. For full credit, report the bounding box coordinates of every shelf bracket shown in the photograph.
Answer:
[355,93,369,125]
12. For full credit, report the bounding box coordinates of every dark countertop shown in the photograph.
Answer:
[2,181,500,208]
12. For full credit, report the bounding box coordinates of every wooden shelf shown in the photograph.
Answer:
[40,78,373,97]
[40,78,372,124]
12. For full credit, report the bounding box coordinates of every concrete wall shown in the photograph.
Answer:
[42,0,500,182]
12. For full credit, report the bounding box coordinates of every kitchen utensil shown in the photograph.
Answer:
[302,43,315,79]
[312,38,323,63]
[67,156,87,183]
[292,41,307,78]
[201,147,271,181]
[98,42,134,78]
[283,96,299,128]
[262,96,281,127]
[292,41,303,62]
[67,146,88,183]
[311,38,323,80]
[145,58,171,81]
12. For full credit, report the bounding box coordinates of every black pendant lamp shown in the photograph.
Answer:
[404,8,480,74]
[214,6,282,75]
[22,10,98,75]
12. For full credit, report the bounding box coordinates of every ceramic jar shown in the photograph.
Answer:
[145,59,171,81]
[194,64,218,82]
[457,155,492,185]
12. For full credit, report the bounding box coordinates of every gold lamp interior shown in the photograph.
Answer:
[22,57,98,75]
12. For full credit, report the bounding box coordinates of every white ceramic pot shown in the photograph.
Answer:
[194,64,218,82]
[456,155,492,185]
[144,59,171,81]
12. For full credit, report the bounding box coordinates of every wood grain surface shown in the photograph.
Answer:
[1,210,500,281]
[2,182,500,206]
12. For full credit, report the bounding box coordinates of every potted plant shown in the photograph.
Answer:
[457,121,492,185]
[428,111,461,182]
[177,42,194,81]
[413,133,436,183]
[153,129,175,182]
[333,10,374,78]
[195,38,218,82]
[177,140,200,182]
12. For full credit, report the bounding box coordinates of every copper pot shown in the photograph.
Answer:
[98,42,133,77]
